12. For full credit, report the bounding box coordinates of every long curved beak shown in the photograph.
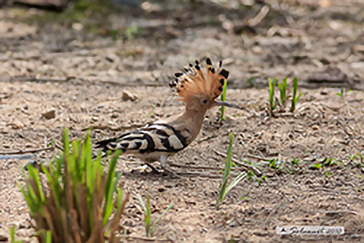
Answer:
[213,100,248,111]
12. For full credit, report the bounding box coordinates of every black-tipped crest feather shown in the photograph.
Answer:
[171,58,229,103]
[219,69,229,79]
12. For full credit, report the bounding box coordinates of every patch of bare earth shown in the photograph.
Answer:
[1,0,364,242]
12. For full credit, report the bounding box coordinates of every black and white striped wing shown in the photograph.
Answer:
[95,123,189,155]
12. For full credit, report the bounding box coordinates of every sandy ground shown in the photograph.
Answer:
[1,0,364,242]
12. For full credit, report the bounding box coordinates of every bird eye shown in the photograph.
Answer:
[203,99,207,104]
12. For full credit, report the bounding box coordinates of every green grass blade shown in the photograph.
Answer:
[10,227,15,243]
[223,133,234,181]
[63,128,70,155]
[45,231,52,243]
[84,131,93,188]
[72,140,83,182]
[217,133,234,209]
[296,93,303,102]
[104,150,122,199]
[136,194,147,212]
[268,78,273,91]
[24,175,40,211]
[28,165,45,204]
[222,172,247,199]
[268,78,277,111]
[116,188,123,213]
[152,203,174,229]
[19,185,34,213]
[145,195,152,236]
[42,168,61,211]
[18,167,40,214]
[103,150,122,224]
[278,78,287,104]
[103,172,122,225]
[53,156,63,183]
[290,77,302,112]
[137,194,152,237]
[220,80,228,121]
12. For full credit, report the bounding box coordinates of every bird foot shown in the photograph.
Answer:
[145,163,163,174]
[160,165,181,178]
[145,163,180,177]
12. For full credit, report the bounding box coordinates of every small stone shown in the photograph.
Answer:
[157,187,165,192]
[122,90,138,101]
[9,120,24,129]
[165,231,177,242]
[0,230,7,241]
[320,90,328,95]
[312,125,320,130]
[92,116,99,122]
[41,109,56,120]
[253,230,268,237]
[72,23,83,31]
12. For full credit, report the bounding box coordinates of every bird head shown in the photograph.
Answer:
[170,58,247,112]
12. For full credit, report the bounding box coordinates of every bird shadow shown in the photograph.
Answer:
[117,169,221,181]
[116,169,180,181]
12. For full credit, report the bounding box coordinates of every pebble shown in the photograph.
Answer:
[0,231,7,241]
[320,90,328,95]
[122,90,138,101]
[41,109,56,119]
[9,120,24,129]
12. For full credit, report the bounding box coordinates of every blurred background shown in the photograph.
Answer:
[1,0,363,89]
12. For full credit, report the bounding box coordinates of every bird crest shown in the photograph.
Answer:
[169,58,229,105]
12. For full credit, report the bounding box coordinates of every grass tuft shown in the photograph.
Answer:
[137,194,174,237]
[268,77,303,113]
[336,88,351,98]
[216,133,246,210]
[247,170,266,185]
[19,128,129,243]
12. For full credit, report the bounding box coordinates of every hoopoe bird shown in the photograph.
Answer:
[95,58,246,175]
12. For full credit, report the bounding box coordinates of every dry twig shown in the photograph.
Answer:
[0,146,54,155]
[213,149,262,175]
[170,163,249,173]
[121,236,172,242]
[244,153,272,162]
[198,134,219,144]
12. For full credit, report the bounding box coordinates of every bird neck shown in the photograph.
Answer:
[182,107,207,120]
[179,105,207,140]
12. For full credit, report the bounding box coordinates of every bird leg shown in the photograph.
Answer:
[160,155,180,177]
[144,162,163,174]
